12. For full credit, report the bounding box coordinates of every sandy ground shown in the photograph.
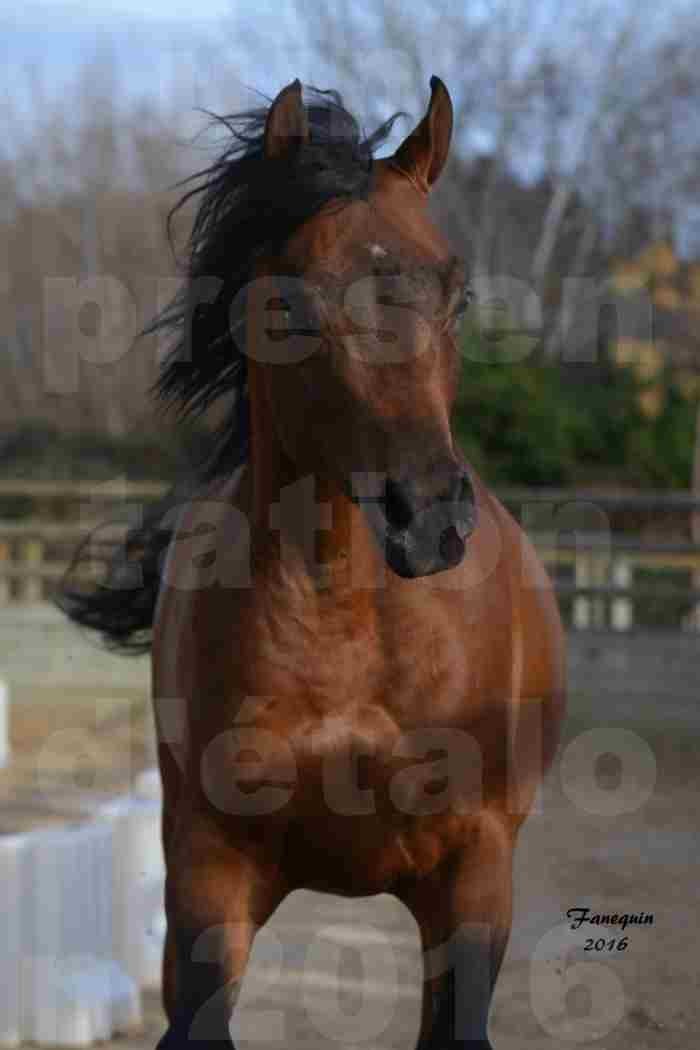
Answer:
[1,687,697,1050]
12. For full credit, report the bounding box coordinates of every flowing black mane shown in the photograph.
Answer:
[57,87,402,651]
[153,87,401,480]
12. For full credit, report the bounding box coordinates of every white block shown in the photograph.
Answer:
[0,835,27,1047]
[104,961,142,1034]
[16,822,142,1047]
[21,828,66,1044]
[0,680,9,769]
[99,798,166,988]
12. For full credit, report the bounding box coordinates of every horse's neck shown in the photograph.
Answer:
[249,452,377,593]
[246,371,379,594]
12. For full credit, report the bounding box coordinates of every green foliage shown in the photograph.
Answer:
[2,341,697,494]
[453,325,697,488]
[454,337,574,485]
[628,374,698,488]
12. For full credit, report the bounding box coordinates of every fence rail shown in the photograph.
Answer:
[0,480,167,500]
[1,481,699,630]
[497,487,700,510]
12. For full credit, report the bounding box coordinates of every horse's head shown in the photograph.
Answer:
[250,78,475,578]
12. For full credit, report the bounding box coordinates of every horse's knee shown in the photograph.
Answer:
[160,834,286,1047]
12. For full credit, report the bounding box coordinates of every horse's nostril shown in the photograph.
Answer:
[383,478,414,531]
[439,524,465,566]
[454,518,472,542]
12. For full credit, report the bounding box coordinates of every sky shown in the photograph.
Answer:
[4,0,699,253]
[3,1,261,101]
[1,0,412,160]
[5,0,232,25]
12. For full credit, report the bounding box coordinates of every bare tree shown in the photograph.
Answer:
[280,0,700,355]
[4,1,700,476]
[0,54,197,440]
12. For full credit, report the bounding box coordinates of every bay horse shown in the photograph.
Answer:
[61,78,565,1050]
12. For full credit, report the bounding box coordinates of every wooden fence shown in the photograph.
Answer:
[1,481,699,631]
[0,481,164,606]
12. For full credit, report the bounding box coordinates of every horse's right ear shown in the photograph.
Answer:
[264,80,309,160]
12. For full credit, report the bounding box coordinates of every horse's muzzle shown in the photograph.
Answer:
[353,468,477,578]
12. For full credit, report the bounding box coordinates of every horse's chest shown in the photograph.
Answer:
[286,705,481,886]
[224,682,489,894]
[207,595,507,891]
[238,595,478,727]
[227,599,495,812]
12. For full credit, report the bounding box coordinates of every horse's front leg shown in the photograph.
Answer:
[398,812,516,1050]
[157,812,286,1050]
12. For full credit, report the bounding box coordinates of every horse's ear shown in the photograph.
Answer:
[264,79,309,160]
[391,76,453,191]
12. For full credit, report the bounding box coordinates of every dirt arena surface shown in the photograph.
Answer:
[1,686,697,1049]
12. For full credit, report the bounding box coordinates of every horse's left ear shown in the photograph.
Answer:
[264,79,310,160]
[391,76,453,191]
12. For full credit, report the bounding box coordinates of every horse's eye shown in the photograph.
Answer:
[450,286,473,331]
[268,297,290,318]
[267,295,320,334]
[456,286,473,315]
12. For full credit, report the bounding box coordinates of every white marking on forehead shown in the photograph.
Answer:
[368,242,389,258]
